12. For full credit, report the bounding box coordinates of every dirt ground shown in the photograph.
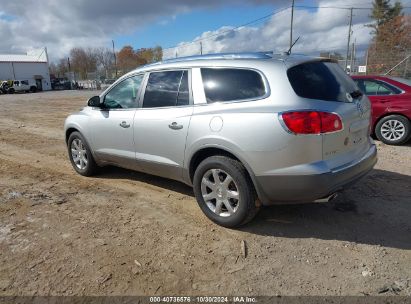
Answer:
[0,90,410,296]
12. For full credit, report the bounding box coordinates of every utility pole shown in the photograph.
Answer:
[365,50,369,75]
[353,39,356,73]
[345,7,353,72]
[350,42,355,74]
[11,62,16,79]
[67,57,72,89]
[290,0,295,51]
[112,40,117,78]
[200,42,203,55]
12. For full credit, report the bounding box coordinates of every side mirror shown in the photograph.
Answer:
[87,96,101,107]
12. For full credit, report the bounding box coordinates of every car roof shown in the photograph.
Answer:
[351,75,387,79]
[126,52,334,74]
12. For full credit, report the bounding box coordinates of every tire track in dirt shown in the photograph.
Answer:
[0,117,63,141]
[0,142,202,221]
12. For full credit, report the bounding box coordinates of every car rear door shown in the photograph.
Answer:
[133,69,193,181]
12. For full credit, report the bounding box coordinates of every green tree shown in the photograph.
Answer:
[117,45,163,75]
[367,1,409,75]
[368,0,403,34]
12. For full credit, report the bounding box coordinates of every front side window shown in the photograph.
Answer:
[22,80,29,85]
[201,68,266,103]
[104,74,143,109]
[143,70,189,108]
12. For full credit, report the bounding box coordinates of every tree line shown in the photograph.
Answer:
[367,0,410,76]
[49,45,162,80]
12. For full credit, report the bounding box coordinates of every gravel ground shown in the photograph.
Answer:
[0,90,410,296]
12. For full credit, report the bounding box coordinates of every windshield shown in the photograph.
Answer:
[287,61,359,102]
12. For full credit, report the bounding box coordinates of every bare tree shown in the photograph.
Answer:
[70,47,98,80]
[94,47,114,78]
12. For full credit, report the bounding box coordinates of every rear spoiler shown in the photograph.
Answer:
[283,56,338,69]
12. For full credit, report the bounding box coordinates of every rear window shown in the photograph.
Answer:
[201,68,266,103]
[287,61,358,102]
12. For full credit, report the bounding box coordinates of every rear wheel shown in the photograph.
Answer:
[375,115,410,145]
[193,156,259,228]
[30,86,37,93]
[67,131,97,176]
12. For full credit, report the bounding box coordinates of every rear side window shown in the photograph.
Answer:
[359,79,401,95]
[287,61,358,102]
[201,68,266,103]
[143,70,190,108]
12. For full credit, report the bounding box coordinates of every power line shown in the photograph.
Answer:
[162,4,410,55]
[162,5,291,52]
[295,5,411,10]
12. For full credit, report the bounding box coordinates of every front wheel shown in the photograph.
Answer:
[193,156,259,228]
[375,115,410,145]
[67,131,97,176]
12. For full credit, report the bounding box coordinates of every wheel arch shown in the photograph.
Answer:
[65,126,99,162]
[187,146,264,203]
[65,127,79,144]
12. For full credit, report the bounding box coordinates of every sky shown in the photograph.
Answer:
[0,0,410,62]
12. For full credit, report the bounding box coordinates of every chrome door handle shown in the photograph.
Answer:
[168,122,183,130]
[119,121,130,128]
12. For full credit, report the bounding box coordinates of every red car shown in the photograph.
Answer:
[352,75,411,145]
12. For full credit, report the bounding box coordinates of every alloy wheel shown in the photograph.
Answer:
[201,169,240,217]
[380,119,406,141]
[71,138,88,170]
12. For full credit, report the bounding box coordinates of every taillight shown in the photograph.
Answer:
[281,111,343,134]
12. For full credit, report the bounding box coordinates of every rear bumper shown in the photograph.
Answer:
[254,144,377,205]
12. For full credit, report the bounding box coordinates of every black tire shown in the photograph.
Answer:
[193,155,259,228]
[67,131,98,176]
[8,88,14,94]
[30,86,37,93]
[375,115,411,145]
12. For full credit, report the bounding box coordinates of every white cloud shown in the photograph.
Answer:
[0,0,409,61]
[0,0,283,60]
[163,0,410,59]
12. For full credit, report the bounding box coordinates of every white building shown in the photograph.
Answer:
[0,48,51,91]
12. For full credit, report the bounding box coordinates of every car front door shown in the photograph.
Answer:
[133,70,193,181]
[361,79,401,124]
[90,74,144,170]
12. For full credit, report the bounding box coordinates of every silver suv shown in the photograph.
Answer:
[64,53,377,227]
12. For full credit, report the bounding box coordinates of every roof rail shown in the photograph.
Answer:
[158,52,274,64]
